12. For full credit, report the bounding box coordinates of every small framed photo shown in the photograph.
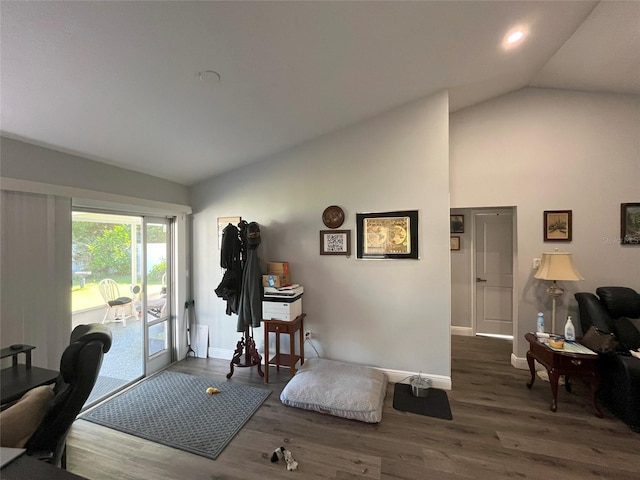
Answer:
[450,215,464,233]
[544,210,572,242]
[356,210,419,260]
[621,203,640,245]
[320,230,351,256]
[450,236,460,251]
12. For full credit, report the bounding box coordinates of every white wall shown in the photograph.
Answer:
[192,91,451,385]
[6,86,635,378]
[450,207,474,332]
[450,88,640,359]
[1,137,190,207]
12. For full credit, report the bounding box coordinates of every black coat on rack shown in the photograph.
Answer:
[215,223,243,315]
[224,220,264,379]
[237,221,263,332]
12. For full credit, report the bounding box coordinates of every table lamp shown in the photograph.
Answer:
[534,251,584,334]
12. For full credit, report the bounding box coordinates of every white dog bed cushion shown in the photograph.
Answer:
[280,357,387,423]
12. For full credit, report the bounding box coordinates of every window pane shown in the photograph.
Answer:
[149,321,168,356]
[145,222,167,322]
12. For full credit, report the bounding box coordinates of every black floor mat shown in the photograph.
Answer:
[392,383,453,420]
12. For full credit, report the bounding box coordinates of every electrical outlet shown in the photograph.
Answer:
[305,330,312,339]
[533,258,541,270]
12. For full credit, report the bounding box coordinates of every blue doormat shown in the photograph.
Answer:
[81,370,271,459]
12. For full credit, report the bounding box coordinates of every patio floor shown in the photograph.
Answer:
[73,307,144,406]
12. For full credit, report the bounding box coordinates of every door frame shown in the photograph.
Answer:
[71,208,176,379]
[471,207,518,338]
[143,215,174,375]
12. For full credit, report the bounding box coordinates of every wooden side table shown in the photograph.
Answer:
[1,344,36,368]
[1,344,58,405]
[524,332,602,417]
[262,314,305,383]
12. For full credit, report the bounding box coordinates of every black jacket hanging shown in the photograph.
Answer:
[220,223,242,270]
[215,223,243,315]
[237,221,263,331]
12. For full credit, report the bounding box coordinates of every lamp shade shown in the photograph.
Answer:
[534,252,584,281]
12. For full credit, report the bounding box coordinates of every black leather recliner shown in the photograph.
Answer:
[575,287,640,432]
[25,323,112,467]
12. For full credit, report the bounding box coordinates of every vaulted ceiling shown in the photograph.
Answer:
[2,1,638,185]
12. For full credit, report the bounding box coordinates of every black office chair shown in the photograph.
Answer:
[25,323,112,468]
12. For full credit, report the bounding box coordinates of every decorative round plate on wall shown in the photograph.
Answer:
[322,205,345,229]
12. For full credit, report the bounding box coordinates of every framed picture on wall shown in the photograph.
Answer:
[450,215,464,233]
[356,210,419,259]
[621,203,640,245]
[450,236,460,251]
[543,210,572,242]
[320,230,351,255]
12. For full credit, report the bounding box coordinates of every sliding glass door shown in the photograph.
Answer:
[142,217,172,375]
[72,210,173,404]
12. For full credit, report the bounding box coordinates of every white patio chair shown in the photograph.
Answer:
[98,279,137,326]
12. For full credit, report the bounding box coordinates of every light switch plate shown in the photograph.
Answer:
[533,258,541,270]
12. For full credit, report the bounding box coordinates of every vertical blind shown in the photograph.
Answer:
[1,190,71,369]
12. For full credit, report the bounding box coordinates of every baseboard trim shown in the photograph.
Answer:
[208,349,452,390]
[511,353,529,370]
[376,367,452,391]
[512,353,547,372]
[209,347,234,360]
[451,326,473,336]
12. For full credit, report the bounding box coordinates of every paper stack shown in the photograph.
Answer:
[263,284,304,298]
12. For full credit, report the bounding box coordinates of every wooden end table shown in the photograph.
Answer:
[262,314,305,383]
[524,332,602,417]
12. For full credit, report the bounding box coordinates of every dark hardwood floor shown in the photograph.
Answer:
[66,335,640,479]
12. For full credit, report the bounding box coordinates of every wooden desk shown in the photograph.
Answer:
[1,345,58,405]
[524,332,602,417]
[1,366,59,405]
[262,314,305,383]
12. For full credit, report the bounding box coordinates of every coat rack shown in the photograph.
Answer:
[226,326,263,379]
[217,220,264,379]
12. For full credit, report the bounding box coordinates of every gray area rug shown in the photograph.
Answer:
[87,375,129,406]
[80,370,271,460]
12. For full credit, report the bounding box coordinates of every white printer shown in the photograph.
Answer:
[263,285,303,321]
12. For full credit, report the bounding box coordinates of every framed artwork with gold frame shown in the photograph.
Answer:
[450,236,460,251]
[356,210,419,259]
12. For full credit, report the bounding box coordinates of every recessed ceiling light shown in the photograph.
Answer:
[198,70,221,83]
[502,26,528,50]
[507,31,524,44]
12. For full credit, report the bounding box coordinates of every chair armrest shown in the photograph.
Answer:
[615,317,640,351]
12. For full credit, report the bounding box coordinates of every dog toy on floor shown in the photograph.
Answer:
[206,387,220,395]
[271,446,298,471]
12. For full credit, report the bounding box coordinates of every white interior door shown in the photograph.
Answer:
[475,211,513,336]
